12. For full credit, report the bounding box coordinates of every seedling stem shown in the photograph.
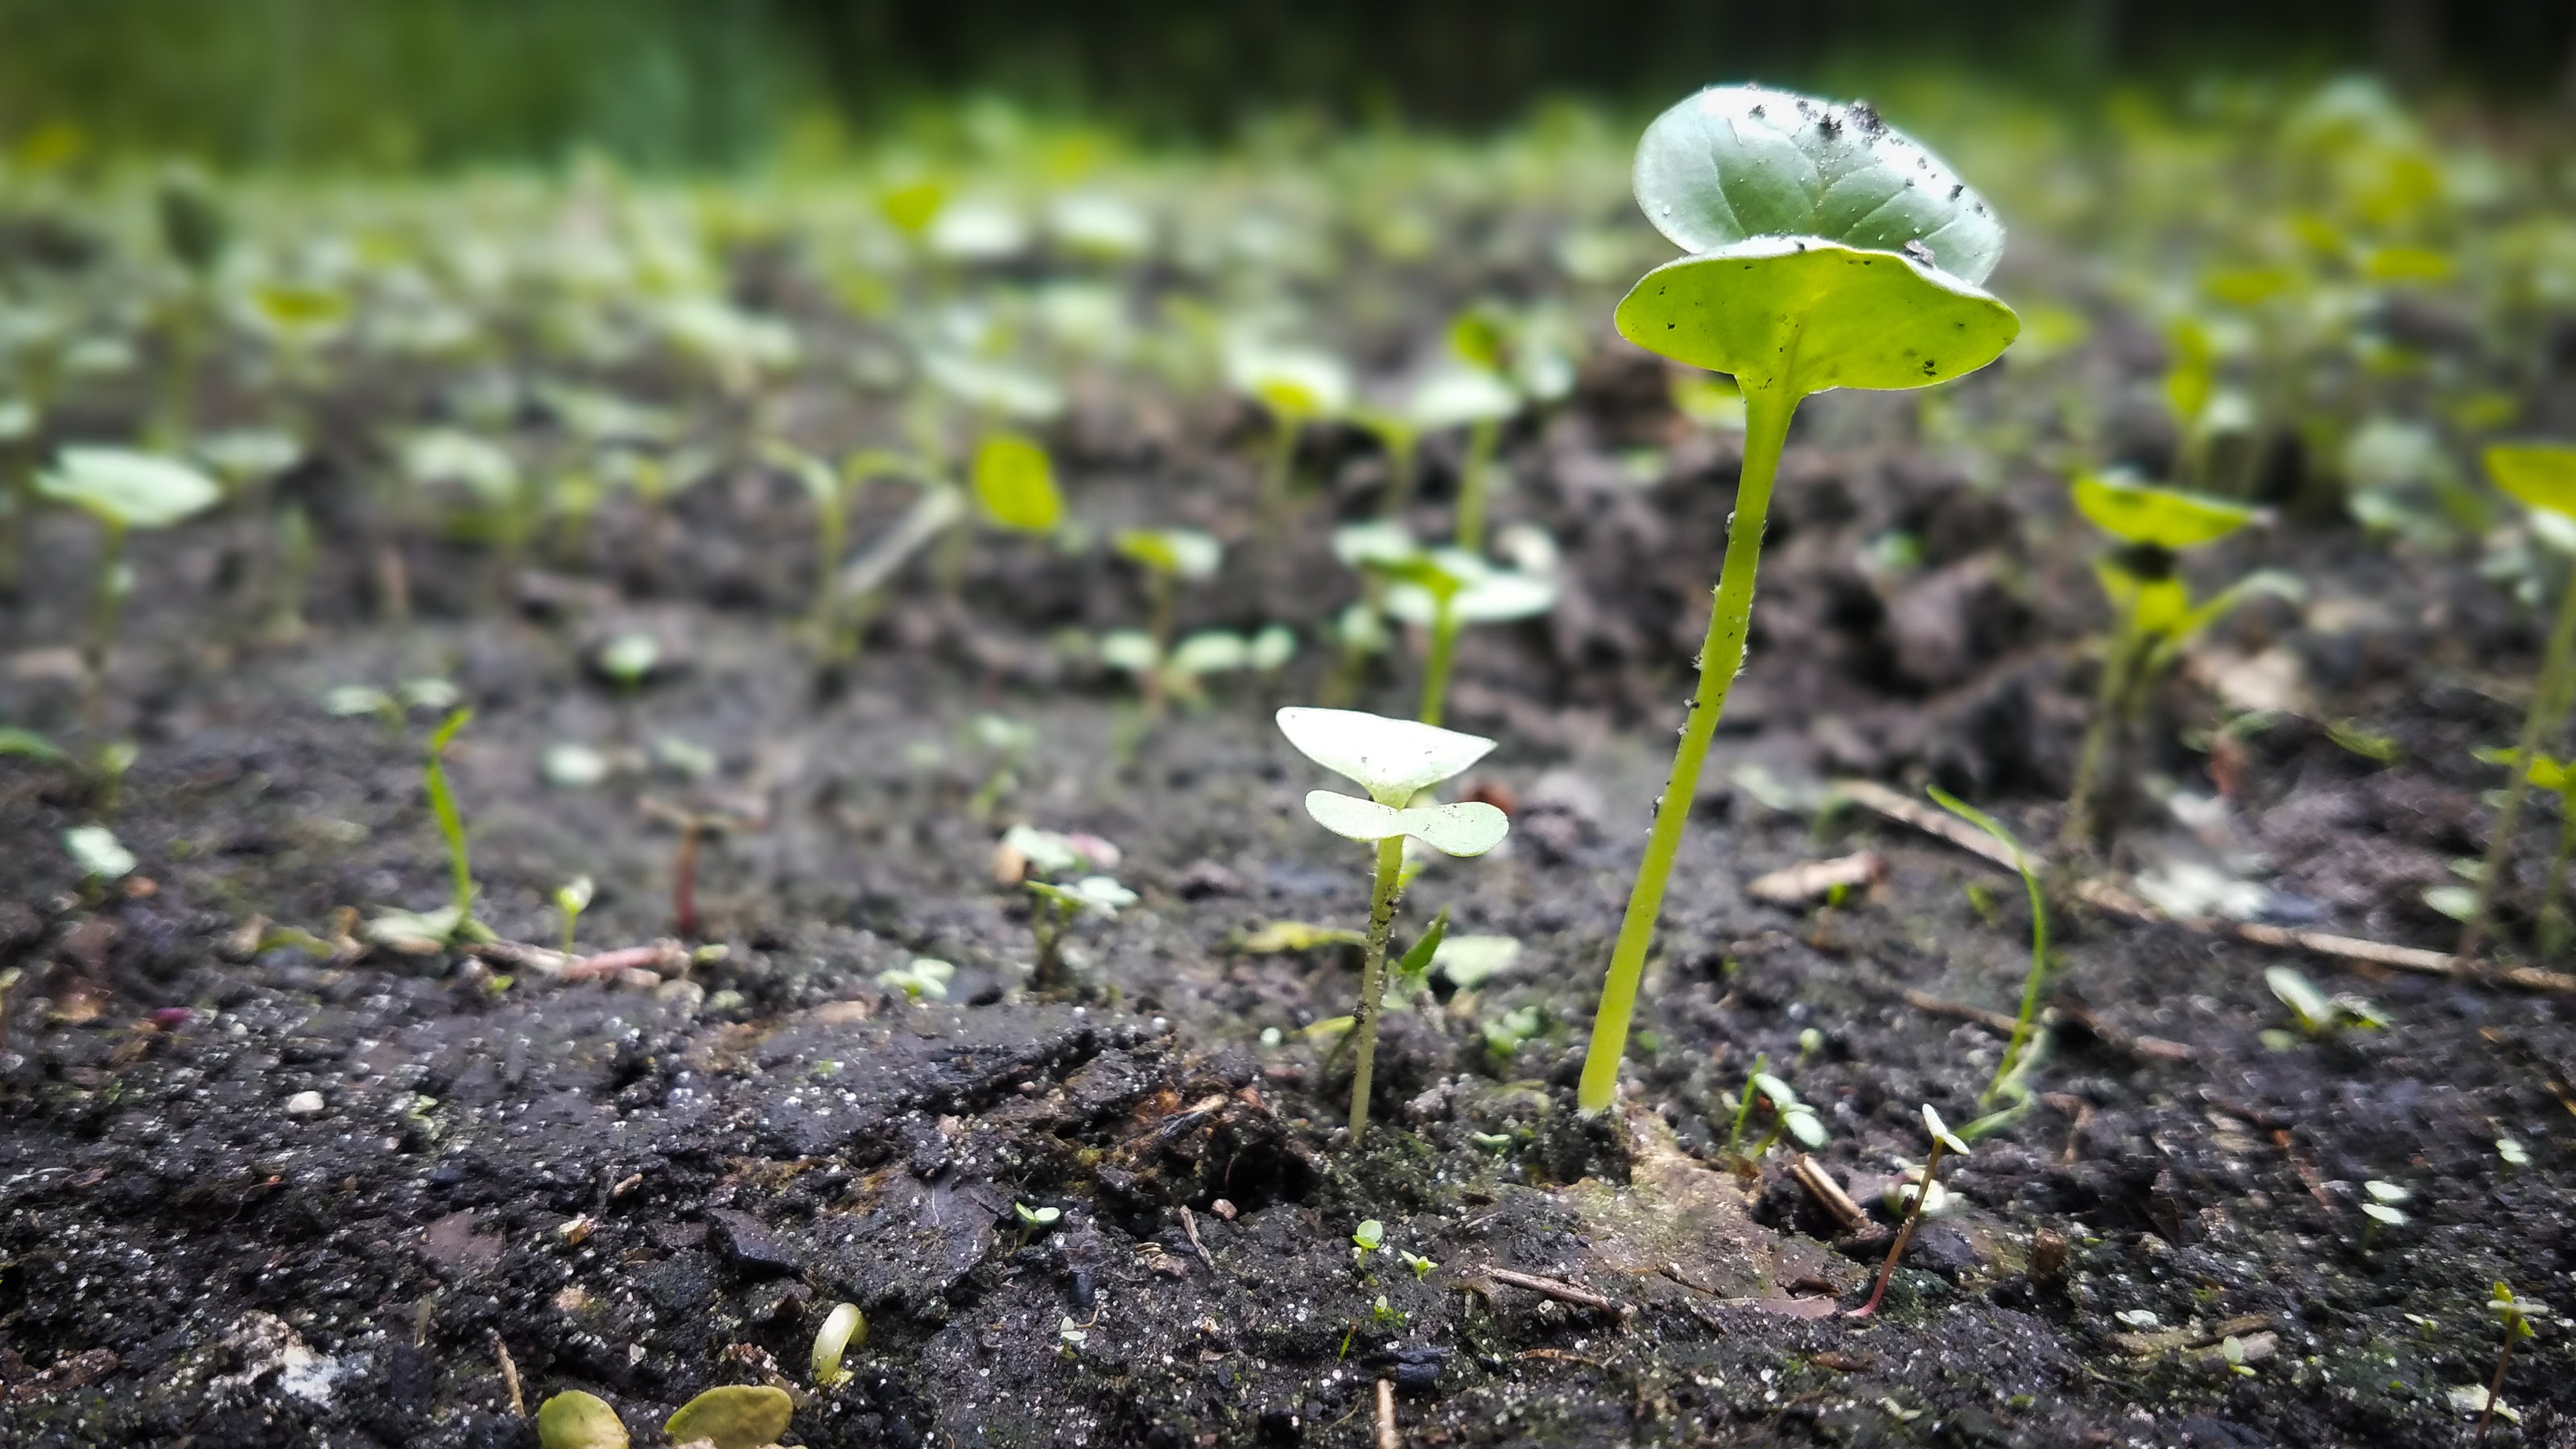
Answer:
[1416,595,1461,728]
[423,709,478,929]
[1579,381,1794,1112]
[1453,416,1501,555]
[2461,565,2576,960]
[1348,833,1407,1141]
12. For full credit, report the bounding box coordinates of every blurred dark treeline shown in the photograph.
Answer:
[2,0,2572,169]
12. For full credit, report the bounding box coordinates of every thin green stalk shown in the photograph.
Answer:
[1143,569,1176,717]
[2540,784,2576,959]
[82,522,129,749]
[423,709,477,923]
[2462,565,2576,960]
[1454,416,1500,553]
[1578,382,1797,1113]
[1382,433,1419,518]
[1348,833,1408,1141]
[2060,602,2143,853]
[1417,597,1460,727]
[1720,1051,1768,1161]
[1261,415,1300,531]
[1988,856,2050,1100]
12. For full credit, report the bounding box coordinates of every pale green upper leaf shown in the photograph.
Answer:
[37,447,221,529]
[2073,473,2255,549]
[1635,85,2005,284]
[2489,444,2576,520]
[1278,707,1495,802]
[1614,239,2017,396]
[1406,366,1520,431]
[1302,791,1510,857]
[972,433,1062,533]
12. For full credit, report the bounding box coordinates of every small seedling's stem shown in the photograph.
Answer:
[1382,434,1419,519]
[1988,859,2049,1102]
[1144,570,1177,716]
[1348,833,1408,1141]
[1722,1051,1768,1162]
[1854,1136,1950,1319]
[1453,416,1501,555]
[1261,415,1300,533]
[1578,380,1797,1113]
[2061,601,2144,854]
[1417,597,1461,727]
[423,709,477,926]
[1031,895,1072,993]
[81,521,129,749]
[2541,780,2576,959]
[2462,565,2576,961]
[673,819,704,940]
[2479,1331,2516,1445]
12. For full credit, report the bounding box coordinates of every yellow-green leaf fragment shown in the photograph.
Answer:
[536,1390,630,1449]
[2488,444,2576,521]
[2072,473,2255,550]
[972,433,1062,534]
[663,1384,792,1449]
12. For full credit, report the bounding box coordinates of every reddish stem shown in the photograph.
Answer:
[1851,1137,1949,1319]
[672,821,702,939]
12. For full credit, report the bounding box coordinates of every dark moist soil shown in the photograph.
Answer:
[5,276,2576,1449]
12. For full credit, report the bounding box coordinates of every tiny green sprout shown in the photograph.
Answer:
[811,1301,865,1388]
[877,957,955,1001]
[324,684,405,737]
[554,877,594,956]
[1014,1201,1063,1246]
[2474,749,2576,956]
[421,708,485,942]
[1113,526,1224,713]
[1370,1293,1401,1327]
[1369,544,1555,729]
[1399,1249,1437,1282]
[1228,345,1351,526]
[596,633,659,694]
[2460,443,2576,962]
[1854,1104,1971,1319]
[1480,1005,1545,1063]
[64,824,135,892]
[1278,707,1510,1141]
[2264,965,2388,1039]
[663,1383,793,1449]
[1797,1026,1824,1064]
[1580,85,2017,1115]
[2061,472,2297,852]
[1352,1218,1385,1265]
[2479,1281,2548,1444]
[36,447,221,772]
[0,727,68,765]
[1723,1051,1770,1162]
[536,1389,629,1449]
[2498,1137,2531,1168]
[1925,787,2051,1104]
[964,712,1038,818]
[1429,932,1519,991]
[1406,361,1521,553]
[972,432,1062,535]
[1025,875,1137,993]
[1740,1071,1829,1159]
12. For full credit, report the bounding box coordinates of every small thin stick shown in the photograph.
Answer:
[1835,779,2020,871]
[1483,1268,1630,1322]
[1375,1377,1401,1449]
[1179,1206,1216,1271]
[493,1333,524,1417]
[1789,1153,1869,1233]
[1901,990,2018,1035]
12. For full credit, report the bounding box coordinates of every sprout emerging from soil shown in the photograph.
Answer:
[1577,86,2018,1114]
[2462,444,2576,961]
[35,447,221,782]
[1230,345,1351,528]
[812,1301,865,1388]
[369,708,492,952]
[2058,472,2292,852]
[1352,1217,1385,1266]
[1277,706,1509,1141]
[2473,748,2576,956]
[1340,523,1557,726]
[554,877,593,956]
[63,824,135,894]
[1926,787,2052,1104]
[1728,1069,1827,1163]
[1111,526,1223,713]
[1405,361,1520,553]
[1852,1104,1971,1319]
[2262,965,2387,1045]
[2479,1282,2546,1444]
[1014,1201,1063,1246]
[1026,874,1137,993]
[878,957,956,1001]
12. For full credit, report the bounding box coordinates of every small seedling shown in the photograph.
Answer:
[2472,748,2576,956]
[1853,1105,1971,1318]
[595,633,660,695]
[2058,472,2293,852]
[2479,1282,2546,1444]
[1722,1051,1770,1161]
[1398,1249,1437,1282]
[535,1389,628,1449]
[64,824,135,898]
[34,447,221,779]
[368,708,491,952]
[663,1384,794,1449]
[1344,528,1555,727]
[1278,707,1510,1140]
[1579,86,2018,1113]
[2466,443,2576,960]
[877,957,956,1001]
[1229,345,1351,527]
[811,1301,865,1388]
[1015,1201,1063,1247]
[554,877,593,956]
[1351,1218,1385,1266]
[638,795,758,940]
[1404,361,1520,552]
[2358,1180,2409,1248]
[2263,965,2387,1046]
[1734,1071,1828,1162]
[1026,874,1137,993]
[1112,526,1223,713]
[1926,787,2052,1104]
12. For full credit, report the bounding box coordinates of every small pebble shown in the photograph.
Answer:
[284,1091,325,1117]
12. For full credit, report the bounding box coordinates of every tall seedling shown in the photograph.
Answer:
[2462,444,2576,960]
[1576,86,2019,1113]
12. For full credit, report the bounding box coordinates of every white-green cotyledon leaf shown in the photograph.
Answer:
[1277,707,1496,802]
[1303,791,1511,857]
[1616,238,2018,396]
[1634,85,2004,284]
[37,447,221,530]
